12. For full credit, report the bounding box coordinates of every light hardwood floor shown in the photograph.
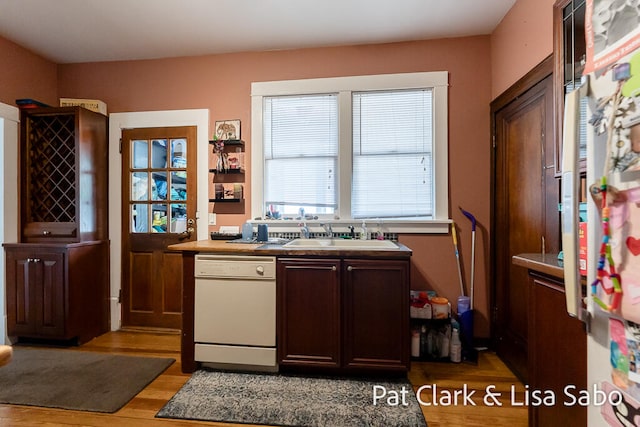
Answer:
[0,331,527,426]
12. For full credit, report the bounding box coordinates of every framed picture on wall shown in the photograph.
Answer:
[214,119,241,141]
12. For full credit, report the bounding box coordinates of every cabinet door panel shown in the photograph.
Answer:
[343,259,409,371]
[528,274,586,426]
[277,259,341,368]
[6,252,34,335]
[36,254,66,336]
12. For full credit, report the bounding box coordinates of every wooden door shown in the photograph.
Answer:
[342,259,409,372]
[277,258,341,369]
[121,126,197,330]
[492,58,558,382]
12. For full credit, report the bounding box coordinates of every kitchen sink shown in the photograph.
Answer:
[282,238,399,250]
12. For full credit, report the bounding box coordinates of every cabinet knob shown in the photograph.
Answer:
[332,266,337,271]
[347,266,353,271]
[256,265,265,275]
[42,230,51,236]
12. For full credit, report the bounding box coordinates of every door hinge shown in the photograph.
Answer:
[492,134,496,149]
[119,138,122,154]
[491,306,499,324]
[118,288,122,303]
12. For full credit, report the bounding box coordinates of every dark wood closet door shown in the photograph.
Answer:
[491,57,558,382]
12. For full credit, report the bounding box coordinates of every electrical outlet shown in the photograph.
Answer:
[208,213,216,225]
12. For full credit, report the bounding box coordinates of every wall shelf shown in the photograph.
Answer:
[209,139,244,147]
[209,198,243,203]
[209,168,244,174]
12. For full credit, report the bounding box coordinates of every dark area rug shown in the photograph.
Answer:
[0,347,174,413]
[157,369,427,427]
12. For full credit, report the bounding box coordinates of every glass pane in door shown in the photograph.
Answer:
[171,138,187,171]
[131,172,149,201]
[151,204,167,232]
[151,139,167,168]
[132,203,149,233]
[170,172,187,200]
[152,172,167,200]
[132,140,148,169]
[170,203,187,232]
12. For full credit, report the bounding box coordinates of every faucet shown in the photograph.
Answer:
[299,222,310,239]
[321,223,333,238]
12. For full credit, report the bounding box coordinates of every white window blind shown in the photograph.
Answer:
[263,94,338,214]
[352,89,433,218]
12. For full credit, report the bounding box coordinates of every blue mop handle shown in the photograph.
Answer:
[460,207,476,231]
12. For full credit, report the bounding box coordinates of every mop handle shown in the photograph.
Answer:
[452,222,465,296]
[460,208,476,231]
[460,207,477,310]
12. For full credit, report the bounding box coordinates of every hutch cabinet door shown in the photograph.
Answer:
[5,249,65,338]
[33,252,66,337]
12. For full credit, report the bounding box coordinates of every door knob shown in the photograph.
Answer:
[178,218,196,240]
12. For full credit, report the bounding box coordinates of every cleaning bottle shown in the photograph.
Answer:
[450,327,462,363]
[360,220,368,240]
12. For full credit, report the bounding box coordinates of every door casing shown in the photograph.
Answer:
[108,109,209,331]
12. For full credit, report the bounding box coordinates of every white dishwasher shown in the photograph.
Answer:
[194,254,277,371]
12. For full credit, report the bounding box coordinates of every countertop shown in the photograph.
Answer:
[512,253,564,279]
[168,239,412,258]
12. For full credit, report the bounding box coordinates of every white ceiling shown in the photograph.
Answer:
[0,0,516,64]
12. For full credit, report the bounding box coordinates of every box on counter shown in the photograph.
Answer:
[59,98,107,115]
[579,222,587,276]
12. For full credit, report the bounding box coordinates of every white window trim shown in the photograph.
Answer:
[251,72,450,234]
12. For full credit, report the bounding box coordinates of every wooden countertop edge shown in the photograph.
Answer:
[512,253,564,279]
[168,240,412,258]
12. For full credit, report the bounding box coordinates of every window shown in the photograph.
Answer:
[263,94,338,216]
[251,72,449,233]
[352,89,433,218]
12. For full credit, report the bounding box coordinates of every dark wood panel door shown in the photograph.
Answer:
[34,252,66,337]
[342,259,409,372]
[5,250,34,336]
[492,65,558,382]
[5,249,65,337]
[121,126,197,330]
[528,273,586,426]
[277,258,341,369]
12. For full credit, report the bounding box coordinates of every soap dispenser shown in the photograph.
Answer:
[360,221,368,240]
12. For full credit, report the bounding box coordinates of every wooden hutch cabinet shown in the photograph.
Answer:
[4,106,110,344]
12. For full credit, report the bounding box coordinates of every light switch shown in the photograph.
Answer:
[208,213,216,225]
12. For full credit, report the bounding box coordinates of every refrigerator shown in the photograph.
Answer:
[562,1,640,425]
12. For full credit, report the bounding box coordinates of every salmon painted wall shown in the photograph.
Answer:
[0,36,57,107]
[57,36,494,337]
[491,0,556,99]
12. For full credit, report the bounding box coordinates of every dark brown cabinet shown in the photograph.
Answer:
[19,107,108,243]
[277,257,410,373]
[4,242,109,343]
[528,271,587,427]
[5,249,64,337]
[4,106,109,344]
[277,258,342,368]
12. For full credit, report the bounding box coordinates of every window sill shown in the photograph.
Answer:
[249,219,451,235]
